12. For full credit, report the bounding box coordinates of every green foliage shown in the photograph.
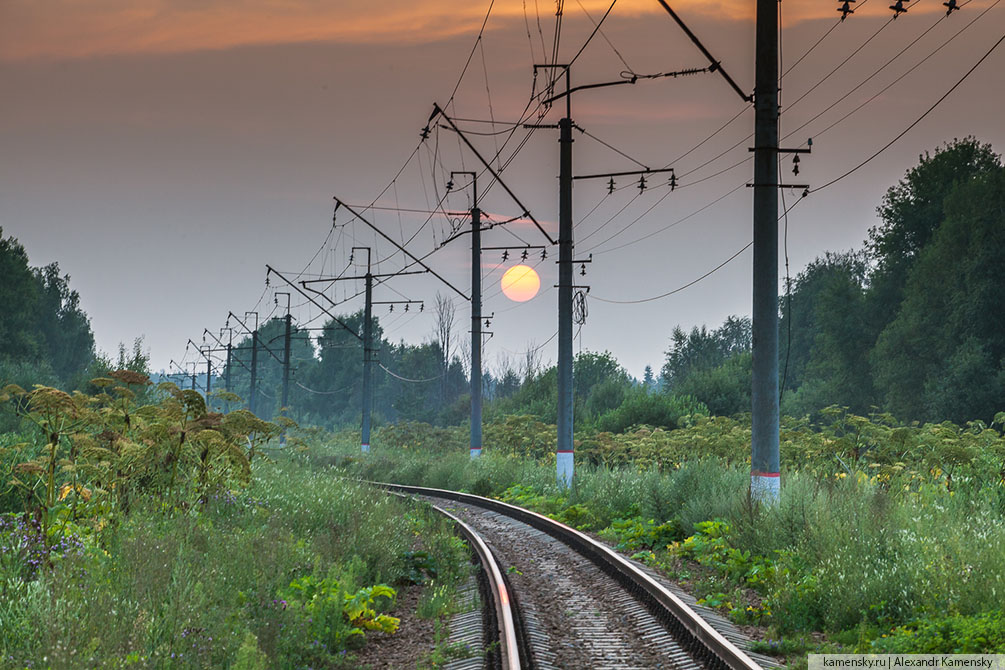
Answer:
[870,613,1005,653]
[594,389,708,433]
[278,573,399,655]
[779,251,875,417]
[660,316,751,390]
[320,406,1005,652]
[233,632,269,670]
[1,375,269,537]
[606,517,684,552]
[0,445,471,667]
[673,352,752,417]
[0,229,96,388]
[872,159,1005,423]
[416,581,456,619]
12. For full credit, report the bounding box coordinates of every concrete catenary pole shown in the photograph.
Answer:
[557,68,575,488]
[751,0,781,503]
[280,307,292,446]
[462,173,484,459]
[361,255,374,453]
[249,329,259,416]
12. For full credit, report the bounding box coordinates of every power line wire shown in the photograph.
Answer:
[810,26,1005,193]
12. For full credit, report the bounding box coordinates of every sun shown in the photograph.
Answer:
[500,265,541,302]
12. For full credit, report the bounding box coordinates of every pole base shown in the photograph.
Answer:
[470,447,482,460]
[361,443,370,453]
[751,472,780,504]
[557,451,574,488]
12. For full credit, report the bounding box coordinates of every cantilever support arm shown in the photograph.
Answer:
[334,197,470,301]
[226,312,285,364]
[432,103,558,246]
[654,0,752,103]
[266,266,363,342]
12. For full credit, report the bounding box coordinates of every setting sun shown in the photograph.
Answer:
[500,265,541,302]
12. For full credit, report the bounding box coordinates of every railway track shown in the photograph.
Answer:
[378,482,782,670]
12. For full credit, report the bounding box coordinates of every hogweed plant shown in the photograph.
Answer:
[1,371,279,549]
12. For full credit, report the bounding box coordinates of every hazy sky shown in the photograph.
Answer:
[3,0,1003,379]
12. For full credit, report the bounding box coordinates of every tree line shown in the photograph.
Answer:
[4,137,1002,431]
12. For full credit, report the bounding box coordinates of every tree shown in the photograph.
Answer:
[866,138,1001,328]
[660,317,751,390]
[642,365,656,392]
[0,230,42,364]
[778,251,874,416]
[0,230,95,388]
[872,165,1005,422]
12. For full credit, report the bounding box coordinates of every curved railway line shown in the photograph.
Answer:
[377,482,783,670]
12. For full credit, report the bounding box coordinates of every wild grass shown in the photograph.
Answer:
[317,430,1005,653]
[0,448,471,669]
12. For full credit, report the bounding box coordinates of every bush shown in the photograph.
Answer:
[594,390,708,433]
[871,613,1005,653]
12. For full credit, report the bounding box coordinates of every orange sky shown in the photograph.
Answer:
[1,0,968,61]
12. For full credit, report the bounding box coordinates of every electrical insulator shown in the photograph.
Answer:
[580,263,587,276]
[541,249,548,260]
[792,155,801,176]
[502,250,509,261]
[389,304,394,312]
[638,175,647,192]
[838,0,855,20]
[608,177,616,194]
[889,0,908,17]
[446,179,454,191]
[943,0,958,13]
[404,304,409,312]
[669,172,678,191]
[420,125,430,140]
[521,249,529,260]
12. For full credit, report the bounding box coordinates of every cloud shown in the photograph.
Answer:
[2,0,990,61]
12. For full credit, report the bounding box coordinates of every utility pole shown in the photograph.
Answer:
[361,252,374,453]
[188,339,214,408]
[249,326,259,415]
[204,347,212,403]
[300,248,420,453]
[557,68,575,488]
[223,329,233,412]
[298,197,462,454]
[655,1,794,502]
[205,327,238,413]
[451,171,484,459]
[751,0,781,504]
[533,66,673,487]
[277,292,292,446]
[227,311,262,415]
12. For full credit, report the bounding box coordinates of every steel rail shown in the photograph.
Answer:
[388,490,523,670]
[376,482,764,670]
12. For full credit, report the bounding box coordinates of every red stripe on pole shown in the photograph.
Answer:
[557,449,574,454]
[751,470,780,477]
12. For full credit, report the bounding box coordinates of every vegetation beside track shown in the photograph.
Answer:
[317,411,1005,662]
[0,378,471,669]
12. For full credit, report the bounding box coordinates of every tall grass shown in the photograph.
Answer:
[1,453,470,669]
[320,436,1005,648]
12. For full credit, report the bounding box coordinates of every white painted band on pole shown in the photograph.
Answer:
[361,443,370,453]
[470,448,482,459]
[751,473,779,503]
[557,451,574,487]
